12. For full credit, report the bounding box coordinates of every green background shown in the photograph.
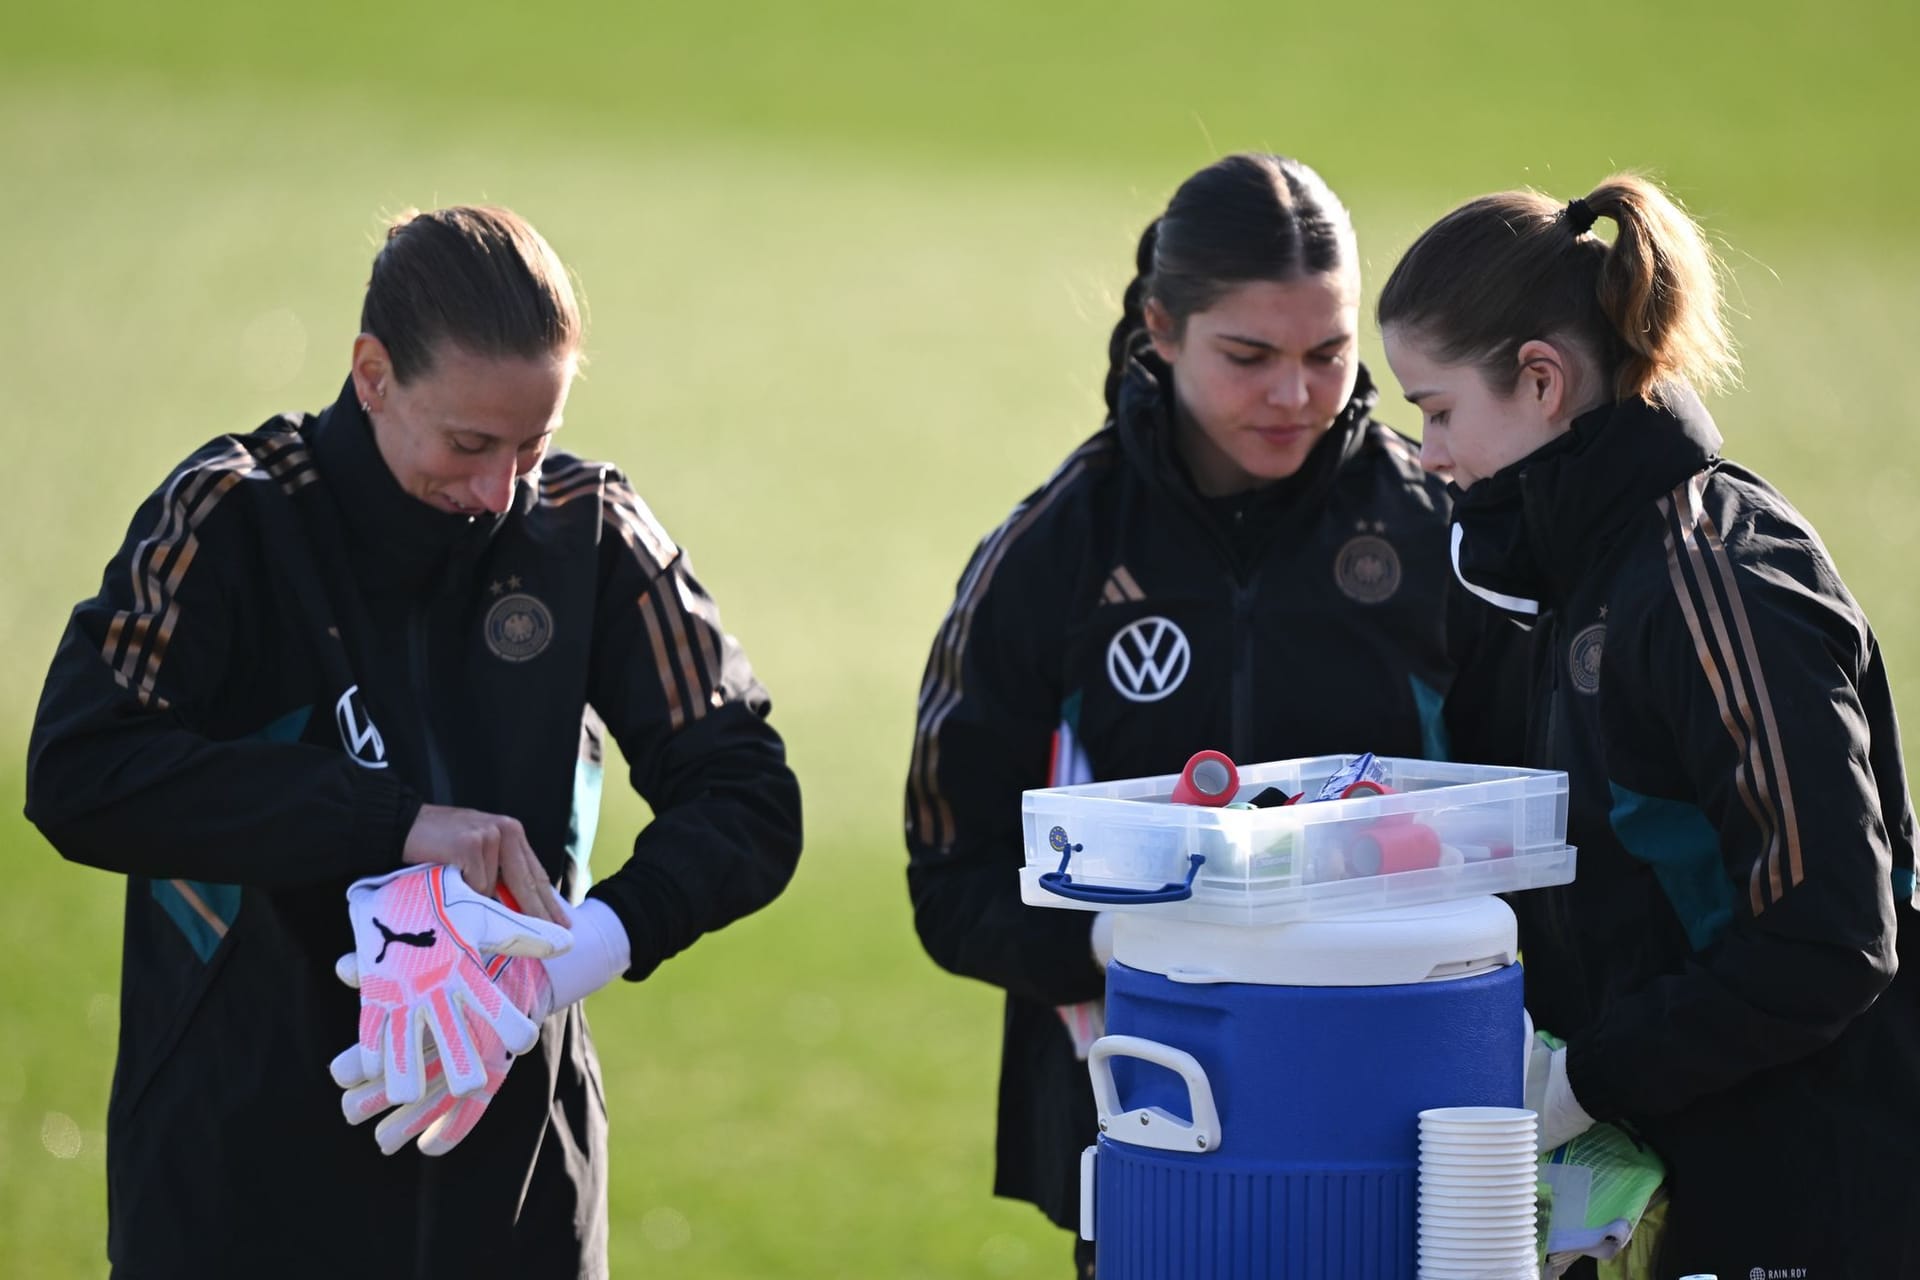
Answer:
[3,1,1915,1274]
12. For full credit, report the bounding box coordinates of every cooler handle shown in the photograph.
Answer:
[1039,850,1205,904]
[1088,1034,1222,1155]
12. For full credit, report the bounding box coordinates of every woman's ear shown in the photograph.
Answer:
[1514,339,1573,423]
[351,334,394,413]
[1144,297,1181,362]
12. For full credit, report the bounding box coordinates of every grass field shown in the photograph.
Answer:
[3,3,1917,1275]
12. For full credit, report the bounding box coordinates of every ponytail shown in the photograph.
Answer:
[1584,177,1738,400]
[1378,173,1737,405]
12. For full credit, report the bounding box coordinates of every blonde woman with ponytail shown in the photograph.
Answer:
[1381,176,1919,1276]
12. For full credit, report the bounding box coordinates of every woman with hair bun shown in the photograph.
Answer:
[905,154,1518,1276]
[1381,175,1919,1276]
[26,205,803,1277]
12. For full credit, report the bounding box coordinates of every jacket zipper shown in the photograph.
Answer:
[1231,576,1259,762]
[1167,484,1281,767]
[408,604,454,805]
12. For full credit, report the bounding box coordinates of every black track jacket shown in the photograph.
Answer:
[25,381,803,1278]
[904,356,1517,1228]
[1450,387,1919,1277]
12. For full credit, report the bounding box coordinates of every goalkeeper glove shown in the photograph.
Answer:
[332,896,631,1155]
[345,864,572,1103]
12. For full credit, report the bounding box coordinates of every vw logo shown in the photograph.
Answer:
[334,684,389,770]
[1107,616,1191,703]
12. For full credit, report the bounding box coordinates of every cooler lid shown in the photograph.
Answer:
[1110,894,1518,987]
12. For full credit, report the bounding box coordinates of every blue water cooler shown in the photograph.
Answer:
[1082,897,1526,1279]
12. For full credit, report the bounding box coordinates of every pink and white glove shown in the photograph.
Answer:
[332,896,632,1156]
[344,864,573,1104]
[332,951,552,1155]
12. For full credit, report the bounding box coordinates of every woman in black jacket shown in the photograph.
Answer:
[1379,173,1918,1278]
[904,153,1517,1276]
[26,205,803,1278]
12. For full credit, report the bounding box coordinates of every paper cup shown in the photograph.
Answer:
[1420,1252,1539,1269]
[1419,1177,1539,1196]
[1418,1150,1538,1170]
[1419,1210,1538,1228]
[1419,1249,1539,1269]
[1419,1156,1538,1174]
[1419,1203,1539,1221]
[1418,1263,1537,1280]
[1419,1137,1536,1152]
[1418,1233,1538,1250]
[1419,1106,1537,1129]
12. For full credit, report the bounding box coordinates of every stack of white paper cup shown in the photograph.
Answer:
[1416,1106,1541,1279]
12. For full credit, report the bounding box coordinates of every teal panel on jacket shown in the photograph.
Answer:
[1608,782,1733,952]
[252,704,313,743]
[1408,674,1451,763]
[149,706,311,956]
[151,878,241,963]
[567,753,604,898]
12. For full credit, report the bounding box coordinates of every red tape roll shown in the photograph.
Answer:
[1170,750,1239,807]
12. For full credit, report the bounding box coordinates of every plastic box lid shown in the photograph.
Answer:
[1020,754,1574,925]
[1111,896,1519,987]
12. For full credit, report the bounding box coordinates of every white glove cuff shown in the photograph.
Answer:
[1541,1048,1597,1151]
[542,897,631,1009]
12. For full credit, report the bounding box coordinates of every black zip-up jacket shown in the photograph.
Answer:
[25,381,803,1279]
[904,356,1517,1228]
[1451,387,1919,1277]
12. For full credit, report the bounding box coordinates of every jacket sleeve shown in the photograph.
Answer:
[24,451,419,885]
[1566,524,1901,1120]
[580,475,803,982]
[904,530,1105,1008]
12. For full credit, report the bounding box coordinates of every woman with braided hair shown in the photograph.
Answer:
[904,153,1521,1275]
[1380,174,1919,1276]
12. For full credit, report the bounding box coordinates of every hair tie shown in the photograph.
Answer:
[1565,198,1598,235]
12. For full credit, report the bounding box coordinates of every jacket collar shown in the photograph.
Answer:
[306,377,520,595]
[1449,384,1723,614]
[1114,351,1379,530]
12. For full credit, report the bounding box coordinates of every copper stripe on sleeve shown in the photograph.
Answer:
[909,440,1105,848]
[674,569,726,705]
[116,450,251,705]
[659,575,710,725]
[1673,480,1785,905]
[1700,505,1804,891]
[638,588,688,732]
[1660,485,1773,915]
[1675,477,1788,906]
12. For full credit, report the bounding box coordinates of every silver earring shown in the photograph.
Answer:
[360,400,371,412]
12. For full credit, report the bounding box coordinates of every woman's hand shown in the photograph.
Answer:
[402,803,570,924]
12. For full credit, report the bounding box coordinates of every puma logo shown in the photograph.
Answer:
[373,917,437,962]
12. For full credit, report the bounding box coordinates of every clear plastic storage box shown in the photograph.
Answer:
[1019,755,1574,924]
